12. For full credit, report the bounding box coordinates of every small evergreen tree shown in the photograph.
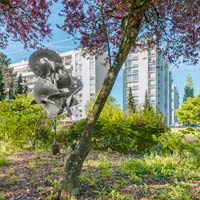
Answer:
[143,91,152,111]
[15,74,24,95]
[127,87,136,113]
[0,52,16,100]
[0,68,5,100]
[0,52,11,101]
[23,78,29,95]
[183,74,194,102]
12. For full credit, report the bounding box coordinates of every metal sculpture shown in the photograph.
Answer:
[29,49,83,118]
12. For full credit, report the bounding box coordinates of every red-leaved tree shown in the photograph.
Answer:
[0,0,53,49]
[1,0,200,198]
[57,0,199,198]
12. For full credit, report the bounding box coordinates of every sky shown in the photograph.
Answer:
[1,3,200,108]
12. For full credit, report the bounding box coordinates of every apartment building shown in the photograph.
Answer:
[9,49,109,121]
[123,47,179,126]
[171,84,180,125]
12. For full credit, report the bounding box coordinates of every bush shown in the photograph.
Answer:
[0,95,54,150]
[156,128,200,164]
[62,109,167,154]
[126,109,167,152]
[93,118,133,153]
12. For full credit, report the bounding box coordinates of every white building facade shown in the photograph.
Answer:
[123,47,179,126]
[9,49,109,121]
[171,84,180,125]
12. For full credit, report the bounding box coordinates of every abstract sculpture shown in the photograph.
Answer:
[29,49,83,118]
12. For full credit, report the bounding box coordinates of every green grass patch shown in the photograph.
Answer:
[0,175,19,188]
[0,155,9,167]
[119,153,199,182]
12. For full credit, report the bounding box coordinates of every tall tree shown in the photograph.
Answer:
[0,52,10,66]
[127,87,136,113]
[57,1,200,198]
[3,67,16,99]
[1,0,200,198]
[0,52,16,99]
[0,52,11,100]
[15,74,24,95]
[143,90,152,111]
[176,94,200,124]
[0,68,5,101]
[183,74,194,102]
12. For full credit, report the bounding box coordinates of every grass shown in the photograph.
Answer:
[0,154,8,167]
[0,150,199,199]
[118,153,200,199]
[0,175,19,187]
[80,151,200,199]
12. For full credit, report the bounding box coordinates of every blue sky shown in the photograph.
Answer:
[2,3,200,108]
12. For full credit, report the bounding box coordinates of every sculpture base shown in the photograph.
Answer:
[52,143,60,155]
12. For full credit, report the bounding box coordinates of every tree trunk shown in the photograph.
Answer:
[60,1,148,198]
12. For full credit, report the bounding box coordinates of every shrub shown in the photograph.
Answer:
[62,109,166,154]
[156,128,200,164]
[126,109,167,152]
[93,118,133,153]
[0,95,54,150]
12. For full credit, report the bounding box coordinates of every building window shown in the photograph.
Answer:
[149,66,156,71]
[125,68,138,74]
[149,80,155,86]
[125,60,132,66]
[133,74,139,81]
[126,74,138,81]
[149,72,156,79]
[126,76,132,81]
[125,68,132,73]
[149,88,156,94]
[90,76,95,81]
[75,53,82,61]
[127,83,139,89]
[90,83,95,91]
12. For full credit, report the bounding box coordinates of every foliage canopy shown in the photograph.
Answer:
[176,94,200,124]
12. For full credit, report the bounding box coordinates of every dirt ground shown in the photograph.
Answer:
[0,151,200,200]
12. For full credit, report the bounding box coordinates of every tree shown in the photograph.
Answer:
[15,74,24,95]
[143,90,152,112]
[0,0,53,49]
[183,74,194,102]
[14,73,29,96]
[85,94,123,120]
[0,52,16,100]
[57,1,200,198]
[176,94,200,124]
[1,0,200,198]
[0,52,11,100]
[0,68,5,101]
[0,52,10,66]
[127,87,136,113]
[2,67,16,99]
